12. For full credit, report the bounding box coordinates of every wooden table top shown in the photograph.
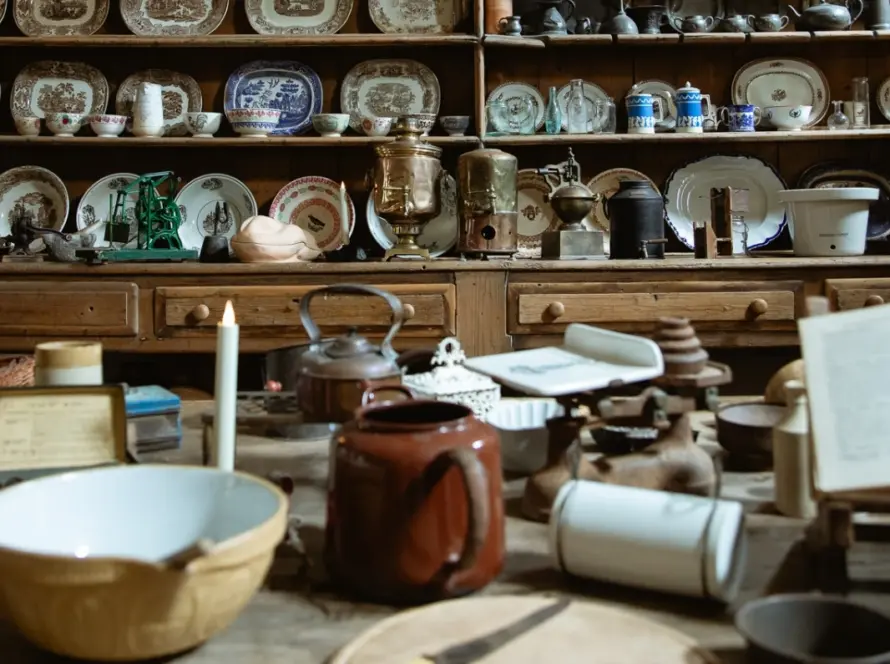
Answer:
[3,401,889,663]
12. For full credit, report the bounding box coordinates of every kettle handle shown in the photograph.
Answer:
[299,284,405,358]
[361,385,415,406]
[437,447,491,585]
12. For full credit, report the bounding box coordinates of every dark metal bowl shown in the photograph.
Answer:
[715,402,786,470]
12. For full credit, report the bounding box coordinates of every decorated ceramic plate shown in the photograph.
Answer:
[76,173,142,248]
[732,57,828,128]
[556,80,608,132]
[120,0,227,36]
[878,77,890,122]
[367,173,458,257]
[268,176,356,252]
[487,81,545,132]
[10,61,109,120]
[116,69,202,137]
[516,169,558,258]
[585,168,660,255]
[0,0,7,25]
[175,174,258,252]
[246,0,351,34]
[341,59,440,134]
[798,163,890,240]
[0,166,69,239]
[14,0,108,35]
[369,0,459,33]
[225,60,322,136]
[665,154,786,252]
[628,79,677,132]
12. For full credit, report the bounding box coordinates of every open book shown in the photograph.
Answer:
[800,304,890,494]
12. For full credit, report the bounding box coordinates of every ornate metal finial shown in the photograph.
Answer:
[431,337,467,369]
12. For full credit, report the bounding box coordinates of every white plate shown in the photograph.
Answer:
[175,174,258,252]
[585,168,660,255]
[116,69,202,137]
[14,0,108,35]
[76,172,141,248]
[878,77,890,123]
[245,0,350,34]
[368,0,459,33]
[10,60,109,120]
[120,0,226,35]
[732,57,828,128]
[0,165,68,238]
[268,176,356,252]
[629,79,677,132]
[367,173,457,257]
[556,80,608,132]
[516,169,558,258]
[341,59,440,134]
[487,81,545,132]
[665,154,786,251]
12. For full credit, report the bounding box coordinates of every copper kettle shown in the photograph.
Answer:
[296,284,407,423]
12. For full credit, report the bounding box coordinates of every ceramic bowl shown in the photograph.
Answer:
[45,112,85,137]
[488,397,565,474]
[226,108,282,137]
[0,465,288,661]
[185,111,222,138]
[439,115,470,136]
[779,187,879,257]
[89,114,127,138]
[14,116,40,137]
[764,105,812,131]
[360,116,393,137]
[402,112,437,136]
[312,113,350,137]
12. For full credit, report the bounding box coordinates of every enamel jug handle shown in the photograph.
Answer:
[563,0,576,19]
[360,385,415,406]
[849,0,864,23]
[299,284,405,356]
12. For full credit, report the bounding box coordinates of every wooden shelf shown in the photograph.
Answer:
[0,34,479,47]
[0,135,481,147]
[484,127,890,145]
[484,29,882,47]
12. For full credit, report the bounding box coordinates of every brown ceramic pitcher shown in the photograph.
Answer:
[325,386,504,605]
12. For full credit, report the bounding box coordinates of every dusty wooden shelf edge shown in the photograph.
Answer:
[0,135,482,147]
[0,34,480,47]
[483,29,883,47]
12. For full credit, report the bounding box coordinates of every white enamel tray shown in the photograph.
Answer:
[732,57,828,128]
[175,174,258,252]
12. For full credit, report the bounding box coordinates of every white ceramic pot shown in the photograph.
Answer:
[779,187,880,257]
[132,82,165,137]
[549,480,747,602]
[487,397,564,474]
[34,341,103,386]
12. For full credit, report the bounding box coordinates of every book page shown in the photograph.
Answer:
[799,304,890,494]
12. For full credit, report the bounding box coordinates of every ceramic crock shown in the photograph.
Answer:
[605,180,666,259]
[325,386,505,605]
[675,81,712,134]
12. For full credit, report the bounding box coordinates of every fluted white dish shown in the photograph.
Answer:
[488,397,565,474]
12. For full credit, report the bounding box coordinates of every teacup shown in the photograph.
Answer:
[718,104,762,132]
[89,114,127,138]
[45,112,85,137]
[361,116,393,137]
[185,112,222,138]
[764,105,811,131]
[402,112,436,136]
[226,108,281,137]
[748,13,789,31]
[14,116,41,137]
[439,115,470,136]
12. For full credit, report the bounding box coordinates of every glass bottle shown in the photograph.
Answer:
[544,86,562,134]
[593,98,617,134]
[565,79,589,134]
[852,76,870,127]
[826,100,851,131]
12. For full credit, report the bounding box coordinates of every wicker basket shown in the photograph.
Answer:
[0,355,35,387]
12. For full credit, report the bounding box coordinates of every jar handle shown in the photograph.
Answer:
[437,447,491,586]
[299,284,405,358]
[361,385,415,406]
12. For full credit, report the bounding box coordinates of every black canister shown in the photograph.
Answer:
[606,180,666,260]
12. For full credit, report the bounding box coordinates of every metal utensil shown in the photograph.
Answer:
[409,598,571,664]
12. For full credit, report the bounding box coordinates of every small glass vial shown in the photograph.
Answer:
[852,76,870,127]
[565,79,590,134]
[544,86,562,134]
[593,98,617,134]
[826,100,851,131]
[485,99,509,136]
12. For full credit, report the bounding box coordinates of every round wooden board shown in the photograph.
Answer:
[331,595,720,664]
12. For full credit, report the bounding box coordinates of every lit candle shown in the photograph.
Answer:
[214,300,239,471]
[339,181,350,246]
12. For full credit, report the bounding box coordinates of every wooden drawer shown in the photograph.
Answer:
[508,281,801,335]
[0,281,138,337]
[155,284,456,338]
[825,278,890,311]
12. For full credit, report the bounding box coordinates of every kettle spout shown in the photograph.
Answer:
[785,4,801,18]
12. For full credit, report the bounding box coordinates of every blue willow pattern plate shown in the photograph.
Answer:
[224,60,322,136]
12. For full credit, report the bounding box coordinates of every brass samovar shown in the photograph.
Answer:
[369,116,443,260]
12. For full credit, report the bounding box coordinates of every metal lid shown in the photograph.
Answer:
[677,81,699,92]
[552,182,595,200]
[374,116,442,159]
[302,328,401,380]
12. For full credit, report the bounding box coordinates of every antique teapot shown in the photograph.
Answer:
[325,386,505,604]
[295,284,407,423]
[786,0,862,30]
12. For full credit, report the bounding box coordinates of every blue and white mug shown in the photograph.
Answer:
[718,104,762,132]
[625,93,664,134]
[675,82,712,133]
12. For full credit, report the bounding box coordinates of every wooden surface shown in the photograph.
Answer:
[4,400,890,664]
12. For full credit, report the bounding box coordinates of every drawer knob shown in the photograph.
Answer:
[748,298,769,318]
[403,303,415,320]
[865,295,885,307]
[547,301,566,319]
[192,304,211,322]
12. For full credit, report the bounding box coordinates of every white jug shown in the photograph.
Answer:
[132,82,164,137]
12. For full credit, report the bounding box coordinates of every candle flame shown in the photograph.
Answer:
[221,300,236,325]
[340,181,345,191]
